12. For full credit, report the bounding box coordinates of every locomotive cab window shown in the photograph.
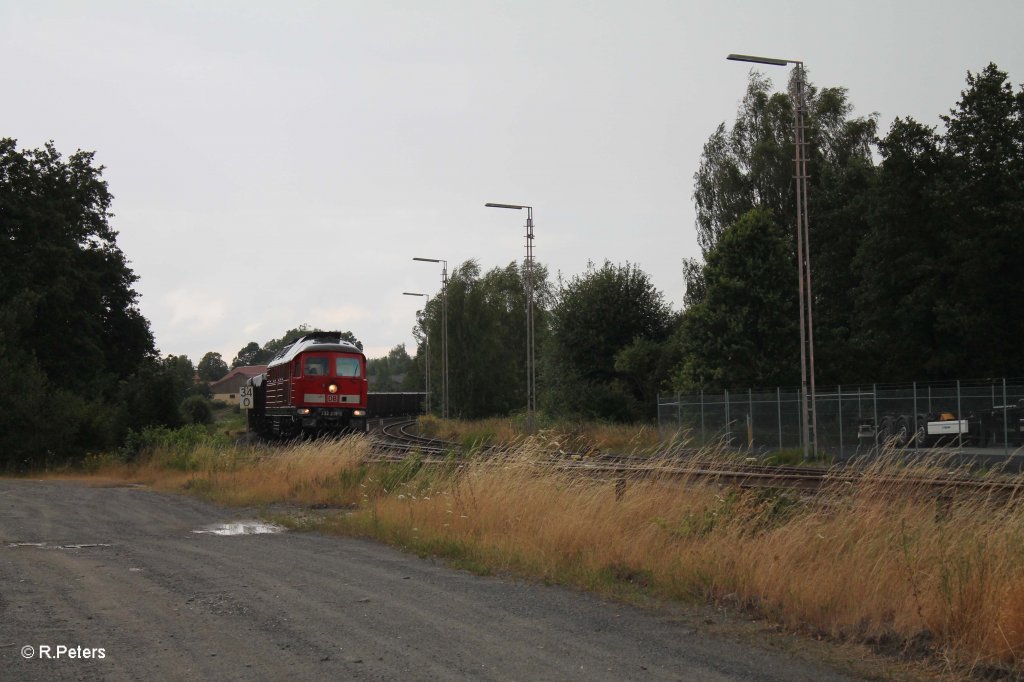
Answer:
[304,357,329,376]
[335,357,361,377]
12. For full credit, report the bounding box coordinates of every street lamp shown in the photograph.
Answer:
[485,202,536,433]
[413,257,449,420]
[403,292,431,415]
[727,52,817,459]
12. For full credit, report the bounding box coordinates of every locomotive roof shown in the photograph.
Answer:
[266,332,364,369]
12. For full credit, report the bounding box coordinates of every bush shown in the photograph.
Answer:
[181,395,214,425]
[120,424,229,461]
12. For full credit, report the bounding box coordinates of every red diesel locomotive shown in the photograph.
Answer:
[246,332,369,437]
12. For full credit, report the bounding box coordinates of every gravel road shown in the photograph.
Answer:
[0,479,865,681]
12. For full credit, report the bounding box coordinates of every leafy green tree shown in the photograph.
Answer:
[197,351,229,381]
[852,118,954,379]
[232,341,270,367]
[938,63,1024,377]
[544,261,672,421]
[854,63,1024,380]
[613,335,681,413]
[674,209,798,389]
[805,89,878,381]
[689,72,877,383]
[114,360,185,435]
[693,72,793,257]
[693,72,876,260]
[0,139,154,467]
[367,344,413,391]
[414,260,550,419]
[163,354,195,391]
[0,306,79,469]
[0,139,154,393]
[180,395,214,425]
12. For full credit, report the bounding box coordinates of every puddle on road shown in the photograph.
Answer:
[5,542,113,550]
[191,521,285,536]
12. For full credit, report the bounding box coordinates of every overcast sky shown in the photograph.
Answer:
[4,1,1023,362]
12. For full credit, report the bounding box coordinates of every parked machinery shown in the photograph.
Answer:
[983,400,1024,447]
[857,400,1024,448]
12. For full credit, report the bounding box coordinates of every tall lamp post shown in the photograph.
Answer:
[402,292,431,414]
[485,202,536,433]
[727,52,817,459]
[413,257,449,419]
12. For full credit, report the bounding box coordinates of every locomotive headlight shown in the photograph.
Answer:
[296,408,312,415]
[328,383,338,394]
[353,410,366,417]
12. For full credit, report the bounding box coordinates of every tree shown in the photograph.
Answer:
[163,354,196,392]
[544,261,673,421]
[412,260,551,419]
[232,341,270,368]
[181,395,214,425]
[197,351,229,382]
[689,72,877,383]
[114,360,185,435]
[0,305,83,469]
[937,63,1024,377]
[853,63,1024,381]
[852,118,954,380]
[693,72,793,258]
[367,344,413,391]
[0,139,154,393]
[614,335,681,414]
[0,139,154,467]
[685,63,1024,388]
[694,71,877,259]
[674,209,798,389]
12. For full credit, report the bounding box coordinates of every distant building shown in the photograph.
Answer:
[209,365,267,402]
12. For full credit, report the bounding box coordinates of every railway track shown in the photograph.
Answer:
[370,417,451,457]
[367,418,1024,497]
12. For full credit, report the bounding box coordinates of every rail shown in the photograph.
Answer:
[365,418,1024,498]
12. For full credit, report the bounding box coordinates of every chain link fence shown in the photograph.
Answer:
[658,379,1024,460]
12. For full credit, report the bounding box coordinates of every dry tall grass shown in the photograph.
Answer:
[416,415,664,452]
[333,446,1024,677]
[79,435,1024,677]
[87,437,371,507]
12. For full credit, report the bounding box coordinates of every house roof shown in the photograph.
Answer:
[209,365,267,392]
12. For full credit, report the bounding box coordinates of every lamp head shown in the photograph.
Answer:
[727,53,791,67]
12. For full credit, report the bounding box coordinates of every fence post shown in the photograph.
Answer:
[873,384,878,450]
[777,387,783,450]
[957,379,963,450]
[913,382,918,450]
[1004,378,1009,457]
[700,389,705,446]
[838,384,843,461]
[657,392,661,432]
[724,389,731,447]
[748,389,753,449]
[676,392,681,432]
